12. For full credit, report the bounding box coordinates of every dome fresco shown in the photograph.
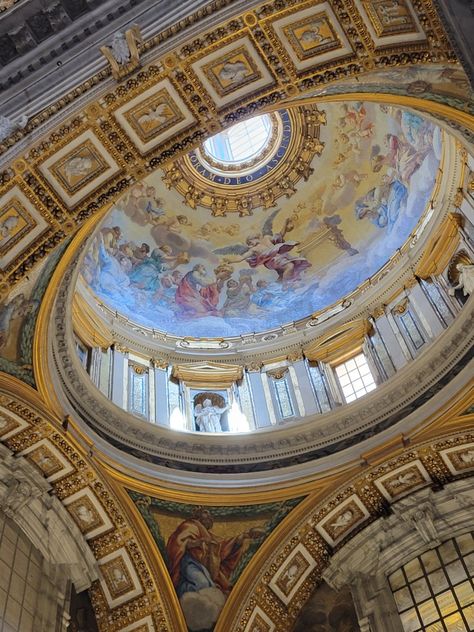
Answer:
[79,101,442,338]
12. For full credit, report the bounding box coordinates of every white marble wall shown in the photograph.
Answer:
[0,512,45,632]
[0,444,97,632]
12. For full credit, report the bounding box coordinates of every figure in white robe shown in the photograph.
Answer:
[194,399,228,432]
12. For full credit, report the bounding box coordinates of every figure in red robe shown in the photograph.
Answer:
[174,264,220,316]
[166,507,261,598]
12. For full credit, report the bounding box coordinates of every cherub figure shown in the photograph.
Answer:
[214,209,311,285]
[449,263,474,296]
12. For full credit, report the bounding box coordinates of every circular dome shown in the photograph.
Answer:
[78,102,443,339]
[202,113,274,167]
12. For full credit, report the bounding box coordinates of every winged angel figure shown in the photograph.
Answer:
[100,25,142,79]
[214,209,311,285]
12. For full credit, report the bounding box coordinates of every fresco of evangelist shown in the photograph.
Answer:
[80,102,442,338]
[130,493,302,632]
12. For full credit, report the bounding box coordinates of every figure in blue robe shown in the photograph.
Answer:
[129,248,165,292]
[355,178,407,231]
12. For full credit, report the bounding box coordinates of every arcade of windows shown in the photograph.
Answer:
[74,260,469,434]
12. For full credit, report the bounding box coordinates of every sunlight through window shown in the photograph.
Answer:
[228,400,250,433]
[335,353,376,403]
[203,114,273,164]
[169,406,186,430]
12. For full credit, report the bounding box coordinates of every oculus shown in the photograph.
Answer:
[202,113,274,168]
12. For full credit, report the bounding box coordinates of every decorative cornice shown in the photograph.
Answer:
[172,361,243,387]
[48,231,474,472]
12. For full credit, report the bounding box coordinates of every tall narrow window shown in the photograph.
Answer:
[272,376,294,419]
[334,353,376,403]
[307,362,332,413]
[168,377,180,419]
[389,532,474,631]
[98,348,111,398]
[75,337,89,370]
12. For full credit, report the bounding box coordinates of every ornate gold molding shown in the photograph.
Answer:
[172,361,243,388]
[72,292,113,350]
[415,212,463,279]
[304,318,372,364]
[162,105,325,216]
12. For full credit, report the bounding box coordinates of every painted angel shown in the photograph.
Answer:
[214,209,311,284]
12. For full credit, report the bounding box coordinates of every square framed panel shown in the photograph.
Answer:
[0,407,30,440]
[18,438,74,482]
[374,460,431,502]
[114,78,196,154]
[119,615,155,632]
[63,486,114,540]
[244,606,275,632]
[190,35,275,109]
[269,543,316,605]
[266,3,353,72]
[439,443,474,475]
[39,129,121,207]
[99,547,143,609]
[316,494,370,547]
[0,184,49,271]
[355,0,425,47]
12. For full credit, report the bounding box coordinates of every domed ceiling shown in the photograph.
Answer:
[79,101,442,338]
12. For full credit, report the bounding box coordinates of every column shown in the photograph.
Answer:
[409,281,444,338]
[111,345,128,409]
[246,365,272,428]
[460,196,474,229]
[350,574,404,632]
[88,347,102,387]
[290,357,320,416]
[154,361,170,426]
[375,311,409,369]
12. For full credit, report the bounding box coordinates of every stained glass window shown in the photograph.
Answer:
[335,353,376,403]
[389,533,474,631]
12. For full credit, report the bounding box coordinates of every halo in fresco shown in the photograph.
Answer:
[80,102,442,338]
